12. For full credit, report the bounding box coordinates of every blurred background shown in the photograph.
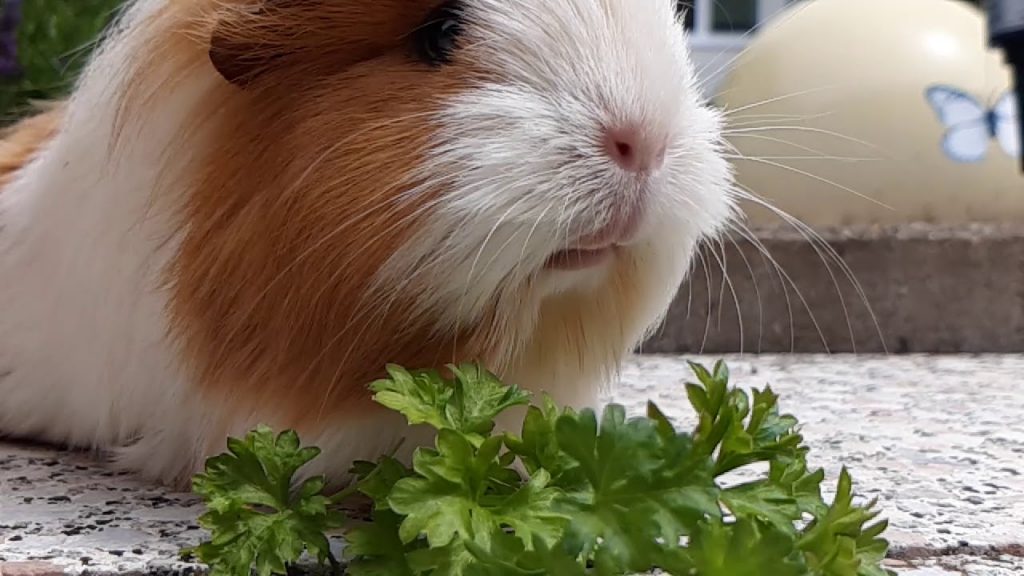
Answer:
[7,0,990,120]
[644,0,1024,356]
[0,0,121,123]
[0,0,1019,356]
[680,0,983,92]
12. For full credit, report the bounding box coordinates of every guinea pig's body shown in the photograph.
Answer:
[0,0,735,489]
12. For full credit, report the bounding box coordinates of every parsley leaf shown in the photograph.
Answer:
[555,404,720,574]
[188,360,898,576]
[190,426,344,576]
[369,364,530,442]
[688,518,806,576]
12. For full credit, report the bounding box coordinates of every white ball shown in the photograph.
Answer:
[716,0,1023,227]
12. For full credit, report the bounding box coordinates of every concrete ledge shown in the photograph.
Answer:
[2,355,1023,575]
[643,223,1024,354]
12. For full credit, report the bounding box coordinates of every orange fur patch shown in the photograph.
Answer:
[0,103,64,188]
[115,1,496,426]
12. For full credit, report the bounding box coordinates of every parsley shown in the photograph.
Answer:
[188,427,346,576]
[188,360,896,576]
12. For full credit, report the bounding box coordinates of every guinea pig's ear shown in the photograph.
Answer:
[208,1,300,87]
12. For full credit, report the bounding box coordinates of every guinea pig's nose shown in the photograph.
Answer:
[603,126,667,173]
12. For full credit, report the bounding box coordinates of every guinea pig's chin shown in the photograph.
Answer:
[543,246,617,273]
[541,197,647,276]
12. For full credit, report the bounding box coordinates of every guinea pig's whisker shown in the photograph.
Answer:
[736,200,856,352]
[726,220,827,353]
[721,132,850,158]
[466,171,571,283]
[652,178,711,230]
[722,125,888,155]
[319,173,454,271]
[215,184,430,364]
[723,231,765,353]
[705,235,745,352]
[724,154,876,163]
[277,110,444,210]
[555,192,576,256]
[311,239,454,420]
[733,184,886,354]
[715,109,886,354]
[323,233,518,418]
[282,179,447,325]
[724,111,833,124]
[317,171,561,413]
[436,164,569,291]
[328,162,594,404]
[695,0,813,97]
[212,111,453,352]
[694,244,714,354]
[728,153,890,210]
[210,192,425,368]
[463,199,528,287]
[452,192,538,352]
[730,224,798,352]
[305,193,448,312]
[722,114,835,131]
[512,199,557,283]
[715,86,841,118]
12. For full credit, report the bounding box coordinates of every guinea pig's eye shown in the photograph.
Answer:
[414,1,464,66]
[676,1,695,29]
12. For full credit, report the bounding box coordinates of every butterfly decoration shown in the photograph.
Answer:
[924,84,1020,164]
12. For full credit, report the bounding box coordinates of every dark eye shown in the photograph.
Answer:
[414,2,464,66]
[676,1,695,30]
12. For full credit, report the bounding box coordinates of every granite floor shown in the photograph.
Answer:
[1,354,1022,575]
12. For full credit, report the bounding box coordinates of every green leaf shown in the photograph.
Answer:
[349,455,412,511]
[684,362,806,477]
[688,518,806,576]
[798,468,896,576]
[462,531,587,576]
[388,430,484,548]
[488,470,571,548]
[722,481,802,534]
[555,404,720,574]
[504,395,581,484]
[388,427,569,554]
[770,458,830,518]
[369,365,455,432]
[447,364,533,435]
[403,541,478,576]
[186,360,896,576]
[190,426,343,576]
[343,510,417,576]
[369,364,531,441]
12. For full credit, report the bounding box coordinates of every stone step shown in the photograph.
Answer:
[1,355,1023,575]
[644,223,1024,354]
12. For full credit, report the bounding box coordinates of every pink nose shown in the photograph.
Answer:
[603,126,667,173]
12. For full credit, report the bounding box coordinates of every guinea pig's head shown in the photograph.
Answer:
[157,0,736,419]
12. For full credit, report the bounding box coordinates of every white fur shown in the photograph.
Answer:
[0,0,735,488]
[0,0,224,486]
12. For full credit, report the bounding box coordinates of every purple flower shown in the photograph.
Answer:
[0,0,22,79]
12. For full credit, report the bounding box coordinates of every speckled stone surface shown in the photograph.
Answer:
[2,354,1023,575]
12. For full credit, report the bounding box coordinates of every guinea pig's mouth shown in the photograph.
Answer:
[544,246,618,271]
[543,204,645,272]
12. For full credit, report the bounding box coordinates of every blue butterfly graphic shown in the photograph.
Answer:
[925,85,1020,164]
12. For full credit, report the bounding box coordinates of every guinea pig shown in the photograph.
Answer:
[0,0,736,490]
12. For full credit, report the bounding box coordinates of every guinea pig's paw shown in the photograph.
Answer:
[107,432,206,491]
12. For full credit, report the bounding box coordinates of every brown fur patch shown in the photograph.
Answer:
[114,1,494,425]
[0,104,64,189]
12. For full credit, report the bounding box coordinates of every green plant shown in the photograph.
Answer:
[0,0,124,123]
[188,361,895,576]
